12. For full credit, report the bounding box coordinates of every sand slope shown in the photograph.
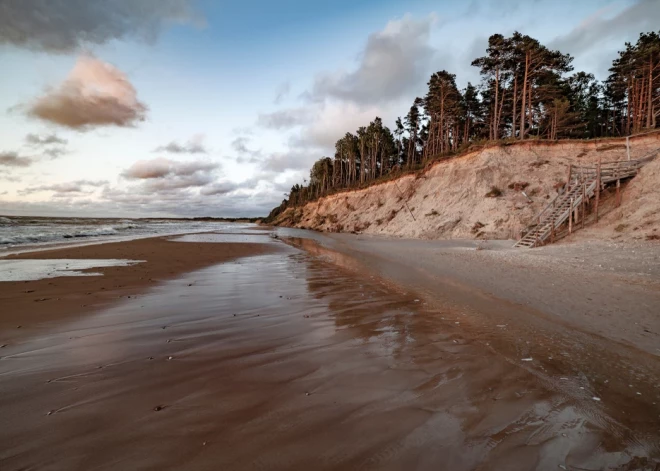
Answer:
[575,154,660,242]
[273,133,660,242]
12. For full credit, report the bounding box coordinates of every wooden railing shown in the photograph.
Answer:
[515,153,656,247]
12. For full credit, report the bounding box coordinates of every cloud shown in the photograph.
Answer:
[20,179,108,195]
[2,176,284,217]
[43,147,69,159]
[289,101,390,152]
[307,13,437,105]
[200,181,238,196]
[231,136,262,163]
[0,0,199,53]
[25,133,68,146]
[154,135,207,154]
[121,158,219,180]
[550,0,660,57]
[257,108,314,130]
[26,55,147,130]
[0,171,22,183]
[142,173,214,192]
[24,133,70,159]
[262,150,315,173]
[274,81,291,104]
[231,136,252,154]
[253,13,442,175]
[0,151,33,167]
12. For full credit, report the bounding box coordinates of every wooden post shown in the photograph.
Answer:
[568,205,572,236]
[616,179,621,207]
[550,213,555,243]
[595,158,601,223]
[567,164,572,190]
[626,136,631,161]
[581,182,586,229]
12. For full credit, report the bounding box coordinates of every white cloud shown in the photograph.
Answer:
[26,55,147,130]
[121,158,218,180]
[292,102,391,151]
[307,13,438,105]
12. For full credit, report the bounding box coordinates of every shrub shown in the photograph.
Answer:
[425,209,439,217]
[507,181,529,191]
[471,221,485,234]
[354,221,371,232]
[291,209,304,224]
[485,186,502,198]
[530,160,549,168]
[387,209,398,222]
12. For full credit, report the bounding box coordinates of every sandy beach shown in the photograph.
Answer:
[1,228,659,470]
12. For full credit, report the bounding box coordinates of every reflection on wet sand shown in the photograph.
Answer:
[0,242,658,470]
[0,258,143,282]
[284,236,660,468]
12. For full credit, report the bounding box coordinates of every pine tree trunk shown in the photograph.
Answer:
[494,67,500,140]
[512,74,518,138]
[528,85,533,135]
[520,51,529,140]
[648,58,653,129]
[440,92,445,154]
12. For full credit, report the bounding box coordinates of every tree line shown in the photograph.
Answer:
[269,31,659,217]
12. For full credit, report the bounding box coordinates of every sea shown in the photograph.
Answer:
[0,216,243,253]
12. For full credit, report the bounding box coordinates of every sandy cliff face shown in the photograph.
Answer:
[576,155,660,242]
[273,134,660,241]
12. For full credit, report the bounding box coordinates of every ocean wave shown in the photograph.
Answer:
[0,226,120,245]
[0,232,56,245]
[65,227,120,238]
[0,220,229,247]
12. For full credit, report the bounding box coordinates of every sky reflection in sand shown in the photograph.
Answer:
[0,259,143,282]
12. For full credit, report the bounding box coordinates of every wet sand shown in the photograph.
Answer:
[0,236,279,334]
[1,230,659,470]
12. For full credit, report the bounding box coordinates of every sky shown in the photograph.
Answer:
[0,0,658,218]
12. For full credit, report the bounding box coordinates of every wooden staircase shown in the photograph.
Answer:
[514,157,652,248]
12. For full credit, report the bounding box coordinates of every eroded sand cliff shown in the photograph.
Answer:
[273,133,660,242]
